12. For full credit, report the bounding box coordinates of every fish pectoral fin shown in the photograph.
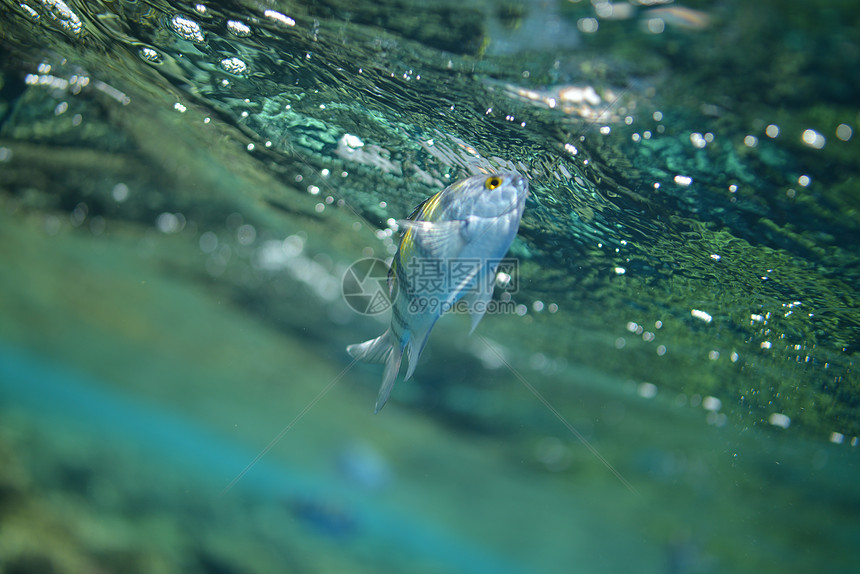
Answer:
[397,219,467,259]
[441,260,485,312]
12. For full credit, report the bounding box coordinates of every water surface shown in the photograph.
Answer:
[0,1,858,573]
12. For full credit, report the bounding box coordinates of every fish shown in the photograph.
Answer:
[347,172,529,412]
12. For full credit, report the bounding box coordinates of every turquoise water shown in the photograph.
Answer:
[0,1,858,573]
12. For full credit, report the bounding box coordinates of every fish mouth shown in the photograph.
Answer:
[484,174,527,218]
[510,173,528,195]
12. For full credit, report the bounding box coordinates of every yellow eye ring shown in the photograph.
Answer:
[485,176,502,190]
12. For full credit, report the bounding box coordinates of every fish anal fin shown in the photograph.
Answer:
[403,323,437,382]
[347,330,405,413]
[375,346,403,413]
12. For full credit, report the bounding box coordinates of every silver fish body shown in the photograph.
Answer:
[347,172,529,412]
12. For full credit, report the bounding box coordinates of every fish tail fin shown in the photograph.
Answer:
[346,330,403,413]
[347,329,393,364]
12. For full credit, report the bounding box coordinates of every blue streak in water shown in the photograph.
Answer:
[0,345,532,574]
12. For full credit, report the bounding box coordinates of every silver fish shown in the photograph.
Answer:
[347,172,529,412]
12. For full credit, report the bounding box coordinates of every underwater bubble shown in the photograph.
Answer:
[836,124,853,141]
[139,46,163,64]
[71,202,87,226]
[19,2,39,20]
[220,56,247,75]
[703,396,722,411]
[340,133,364,150]
[529,353,549,371]
[638,382,657,399]
[199,231,218,253]
[264,9,295,27]
[111,183,129,202]
[41,0,83,36]
[768,413,791,429]
[170,14,205,43]
[237,224,256,245]
[690,132,707,148]
[156,212,185,234]
[646,18,665,34]
[227,19,252,37]
[577,17,598,33]
[801,128,825,149]
[766,124,780,138]
[690,309,712,323]
[44,215,60,235]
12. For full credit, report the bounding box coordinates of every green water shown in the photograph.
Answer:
[0,1,858,573]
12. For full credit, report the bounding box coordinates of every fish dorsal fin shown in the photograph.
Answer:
[397,219,467,260]
[405,196,431,221]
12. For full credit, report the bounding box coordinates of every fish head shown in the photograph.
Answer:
[454,172,529,219]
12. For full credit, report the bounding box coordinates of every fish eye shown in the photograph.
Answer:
[485,176,503,190]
